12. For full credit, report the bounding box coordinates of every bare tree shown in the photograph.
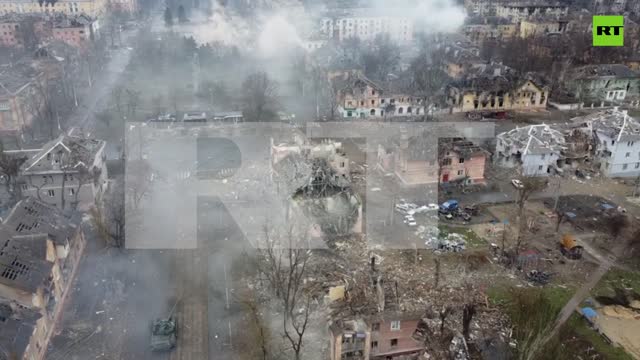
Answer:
[242,72,279,122]
[258,222,312,360]
[434,257,441,289]
[16,16,42,51]
[112,86,125,118]
[462,303,476,340]
[0,142,26,202]
[603,213,628,241]
[514,177,547,253]
[91,177,125,247]
[361,34,400,82]
[126,159,153,210]
[439,306,453,334]
[126,88,142,118]
[25,75,58,139]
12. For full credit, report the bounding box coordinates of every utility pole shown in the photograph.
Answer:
[633,175,640,197]
[553,177,562,212]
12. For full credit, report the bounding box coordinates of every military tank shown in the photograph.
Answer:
[150,301,178,352]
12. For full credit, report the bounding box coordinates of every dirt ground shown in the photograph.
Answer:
[596,314,640,359]
[483,201,602,286]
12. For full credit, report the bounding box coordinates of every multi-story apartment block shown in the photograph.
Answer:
[462,22,517,44]
[320,11,413,44]
[579,108,640,177]
[519,19,569,38]
[0,197,86,360]
[496,4,569,22]
[566,64,640,104]
[0,0,108,16]
[0,13,99,48]
[19,134,108,210]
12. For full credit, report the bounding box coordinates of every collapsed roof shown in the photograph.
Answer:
[574,108,640,142]
[498,124,566,155]
[569,64,639,80]
[0,299,41,360]
[21,134,105,174]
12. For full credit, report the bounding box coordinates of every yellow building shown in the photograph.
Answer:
[519,20,568,38]
[448,70,549,113]
[0,0,108,17]
[463,23,517,44]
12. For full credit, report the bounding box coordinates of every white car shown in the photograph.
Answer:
[404,219,417,226]
[511,179,524,189]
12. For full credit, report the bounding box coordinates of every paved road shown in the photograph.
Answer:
[66,28,139,134]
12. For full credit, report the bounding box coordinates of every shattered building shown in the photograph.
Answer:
[328,258,426,360]
[332,72,428,119]
[495,3,569,22]
[565,64,640,105]
[446,65,549,113]
[496,124,566,176]
[270,138,362,236]
[0,197,85,360]
[378,132,488,186]
[0,13,99,49]
[462,17,517,45]
[19,134,108,211]
[575,108,640,177]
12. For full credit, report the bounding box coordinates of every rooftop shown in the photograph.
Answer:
[0,299,41,360]
[498,124,566,155]
[0,63,41,97]
[21,134,105,173]
[574,108,640,142]
[570,64,639,79]
[2,197,80,247]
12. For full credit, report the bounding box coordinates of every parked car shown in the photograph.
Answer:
[155,113,177,122]
[182,111,208,122]
[511,179,524,189]
[439,200,459,214]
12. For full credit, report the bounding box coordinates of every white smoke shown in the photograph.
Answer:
[370,0,467,33]
[257,14,304,57]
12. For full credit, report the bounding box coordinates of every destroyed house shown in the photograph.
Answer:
[333,73,427,119]
[379,130,487,185]
[328,258,435,360]
[0,197,85,360]
[447,67,549,113]
[19,134,108,210]
[496,124,565,176]
[566,64,640,104]
[576,108,640,177]
[0,64,43,135]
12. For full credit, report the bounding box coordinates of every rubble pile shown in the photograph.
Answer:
[526,270,552,285]
[423,231,467,253]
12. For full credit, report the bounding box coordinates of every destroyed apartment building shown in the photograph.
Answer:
[328,259,428,360]
[573,107,640,177]
[378,130,488,186]
[0,197,85,360]
[564,64,640,107]
[332,72,428,119]
[446,64,549,113]
[496,124,566,176]
[326,255,506,360]
[19,134,108,211]
[270,138,362,237]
